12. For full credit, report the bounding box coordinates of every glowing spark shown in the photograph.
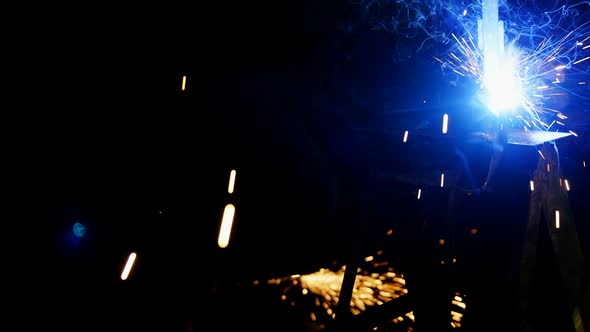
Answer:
[565,179,570,191]
[121,252,137,281]
[530,180,535,191]
[555,210,560,229]
[181,75,187,91]
[442,114,449,134]
[403,130,409,143]
[452,300,467,309]
[289,267,408,316]
[417,188,422,200]
[573,56,589,65]
[228,169,237,194]
[218,204,236,248]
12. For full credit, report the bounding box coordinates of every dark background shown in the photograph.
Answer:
[5,1,589,331]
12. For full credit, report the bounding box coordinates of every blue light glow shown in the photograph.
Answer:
[73,222,85,238]
[433,0,590,132]
[482,50,524,115]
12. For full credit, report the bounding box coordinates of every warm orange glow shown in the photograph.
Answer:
[547,163,551,172]
[364,256,374,262]
[451,311,463,317]
[218,204,236,248]
[292,266,408,316]
[228,169,237,194]
[181,75,187,91]
[452,300,466,309]
[120,252,137,281]
[439,239,445,245]
[470,228,478,235]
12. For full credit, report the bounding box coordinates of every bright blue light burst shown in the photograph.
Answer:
[425,0,590,133]
[482,49,524,116]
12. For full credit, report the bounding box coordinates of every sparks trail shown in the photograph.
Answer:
[435,2,590,134]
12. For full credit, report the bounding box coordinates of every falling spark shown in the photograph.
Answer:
[181,75,187,91]
[417,188,422,200]
[218,204,236,248]
[564,179,570,191]
[403,130,409,143]
[121,252,137,281]
[440,173,445,187]
[442,114,449,134]
[228,169,237,194]
[452,300,467,309]
[555,210,560,229]
[584,161,586,168]
[529,180,535,191]
[573,56,590,65]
